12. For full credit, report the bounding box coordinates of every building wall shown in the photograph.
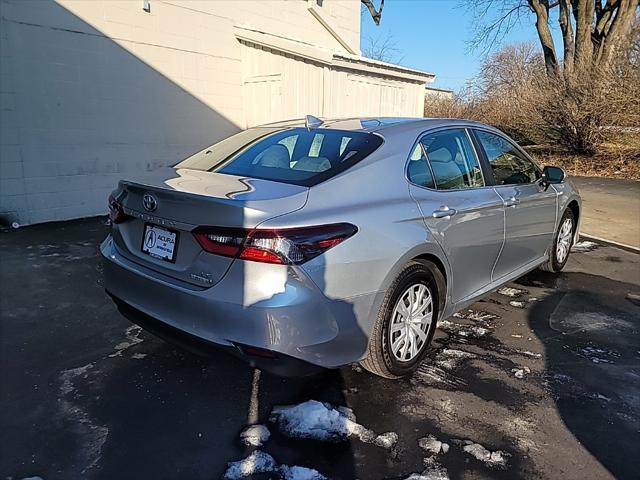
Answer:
[424,87,454,101]
[0,0,423,226]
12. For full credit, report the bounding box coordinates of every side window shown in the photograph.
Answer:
[407,143,435,188]
[475,130,541,185]
[419,129,484,190]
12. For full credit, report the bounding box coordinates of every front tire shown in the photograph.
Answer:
[540,208,575,273]
[361,260,444,379]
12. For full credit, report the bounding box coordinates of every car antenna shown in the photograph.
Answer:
[305,115,323,131]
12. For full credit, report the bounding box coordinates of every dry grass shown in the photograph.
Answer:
[527,141,640,180]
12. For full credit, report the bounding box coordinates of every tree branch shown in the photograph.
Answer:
[361,0,385,26]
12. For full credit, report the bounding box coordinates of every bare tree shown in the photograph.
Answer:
[361,0,385,25]
[361,33,404,63]
[466,0,639,75]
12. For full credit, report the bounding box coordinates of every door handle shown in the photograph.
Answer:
[432,206,457,219]
[504,196,520,207]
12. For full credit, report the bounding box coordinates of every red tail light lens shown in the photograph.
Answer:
[108,194,127,224]
[193,223,358,265]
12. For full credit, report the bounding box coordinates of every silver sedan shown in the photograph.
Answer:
[101,117,581,378]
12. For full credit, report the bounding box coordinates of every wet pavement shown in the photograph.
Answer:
[1,218,638,480]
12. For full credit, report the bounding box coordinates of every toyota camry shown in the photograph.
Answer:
[101,117,581,378]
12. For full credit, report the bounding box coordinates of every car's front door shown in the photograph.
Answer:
[473,129,558,280]
[407,128,505,304]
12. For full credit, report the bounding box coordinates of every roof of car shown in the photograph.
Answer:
[257,117,492,134]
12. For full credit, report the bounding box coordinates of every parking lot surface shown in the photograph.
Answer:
[1,218,638,480]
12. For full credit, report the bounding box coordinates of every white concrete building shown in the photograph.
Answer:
[0,0,435,225]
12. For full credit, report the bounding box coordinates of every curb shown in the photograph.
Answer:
[579,233,640,254]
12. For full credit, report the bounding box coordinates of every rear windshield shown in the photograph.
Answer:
[176,127,383,187]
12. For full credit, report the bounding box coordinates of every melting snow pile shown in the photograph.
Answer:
[374,431,399,449]
[224,451,326,480]
[453,310,498,322]
[270,400,397,449]
[435,349,475,370]
[438,320,489,339]
[509,300,526,308]
[224,450,277,479]
[279,464,327,480]
[419,434,450,455]
[405,457,450,480]
[517,350,542,359]
[511,366,531,378]
[240,424,270,447]
[457,440,510,468]
[571,241,599,253]
[497,287,527,298]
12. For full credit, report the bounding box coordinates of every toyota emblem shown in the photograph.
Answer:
[142,193,158,212]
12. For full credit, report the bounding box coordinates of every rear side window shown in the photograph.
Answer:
[475,130,541,185]
[407,143,435,188]
[408,129,484,190]
[178,128,383,187]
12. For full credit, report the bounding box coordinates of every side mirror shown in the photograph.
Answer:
[541,166,565,187]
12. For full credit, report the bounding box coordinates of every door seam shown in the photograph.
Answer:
[490,187,507,283]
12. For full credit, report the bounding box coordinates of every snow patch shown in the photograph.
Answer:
[511,366,531,378]
[58,363,108,473]
[270,400,396,449]
[131,353,147,360]
[279,465,327,480]
[435,349,475,370]
[240,424,271,447]
[405,457,450,480]
[224,450,327,480]
[466,310,498,321]
[109,325,144,358]
[517,350,542,358]
[572,241,599,253]
[223,450,277,479]
[419,434,450,455]
[374,431,399,449]
[576,346,619,364]
[586,392,611,402]
[497,287,527,297]
[457,440,510,468]
[509,300,526,308]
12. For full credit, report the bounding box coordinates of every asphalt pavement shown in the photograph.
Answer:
[1,218,638,480]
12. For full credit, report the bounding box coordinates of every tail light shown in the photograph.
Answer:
[108,193,127,224]
[193,223,357,265]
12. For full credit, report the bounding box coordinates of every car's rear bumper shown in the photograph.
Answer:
[101,235,372,373]
[106,291,324,376]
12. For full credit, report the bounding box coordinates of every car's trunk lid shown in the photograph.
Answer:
[111,167,308,287]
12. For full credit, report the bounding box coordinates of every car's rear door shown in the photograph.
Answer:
[472,129,558,280]
[408,127,505,304]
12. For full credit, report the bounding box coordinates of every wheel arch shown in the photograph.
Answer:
[369,244,451,329]
[567,199,580,226]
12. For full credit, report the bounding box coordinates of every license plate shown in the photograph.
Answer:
[141,224,178,262]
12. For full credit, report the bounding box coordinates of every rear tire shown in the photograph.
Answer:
[361,260,444,379]
[540,208,575,273]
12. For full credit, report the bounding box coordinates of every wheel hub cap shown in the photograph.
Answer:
[390,283,433,362]
[556,217,573,263]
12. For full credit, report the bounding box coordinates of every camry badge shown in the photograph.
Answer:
[142,193,157,212]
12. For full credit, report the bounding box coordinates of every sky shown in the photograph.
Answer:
[360,0,551,92]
